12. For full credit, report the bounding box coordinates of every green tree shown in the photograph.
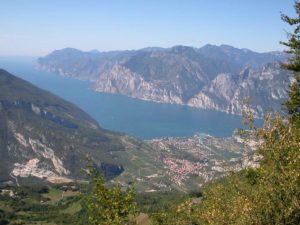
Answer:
[281,0,300,127]
[84,163,138,225]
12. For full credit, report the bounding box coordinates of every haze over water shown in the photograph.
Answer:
[0,56,246,139]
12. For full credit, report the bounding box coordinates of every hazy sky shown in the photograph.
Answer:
[0,0,296,56]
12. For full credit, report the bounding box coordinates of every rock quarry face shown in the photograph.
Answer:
[38,44,291,117]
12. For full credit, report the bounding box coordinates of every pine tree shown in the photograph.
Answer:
[281,1,300,127]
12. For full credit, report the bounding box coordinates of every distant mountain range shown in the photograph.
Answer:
[38,44,292,117]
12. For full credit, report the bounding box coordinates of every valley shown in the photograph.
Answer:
[1,0,299,223]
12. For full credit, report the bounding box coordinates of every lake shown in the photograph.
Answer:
[0,56,246,139]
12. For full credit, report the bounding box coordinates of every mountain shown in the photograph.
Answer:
[0,69,163,187]
[38,44,291,117]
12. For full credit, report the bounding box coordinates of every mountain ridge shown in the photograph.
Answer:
[38,44,291,117]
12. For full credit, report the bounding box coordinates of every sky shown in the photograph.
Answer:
[0,0,297,56]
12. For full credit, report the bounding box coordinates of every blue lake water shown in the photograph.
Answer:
[0,56,246,139]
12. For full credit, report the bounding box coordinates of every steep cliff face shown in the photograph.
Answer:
[188,63,291,116]
[94,64,184,104]
[38,45,290,117]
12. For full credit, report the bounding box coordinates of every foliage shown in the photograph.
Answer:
[281,0,300,127]
[136,191,189,214]
[84,162,138,225]
[199,114,300,224]
[0,185,86,225]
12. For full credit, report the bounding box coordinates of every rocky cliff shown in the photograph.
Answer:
[38,44,290,117]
